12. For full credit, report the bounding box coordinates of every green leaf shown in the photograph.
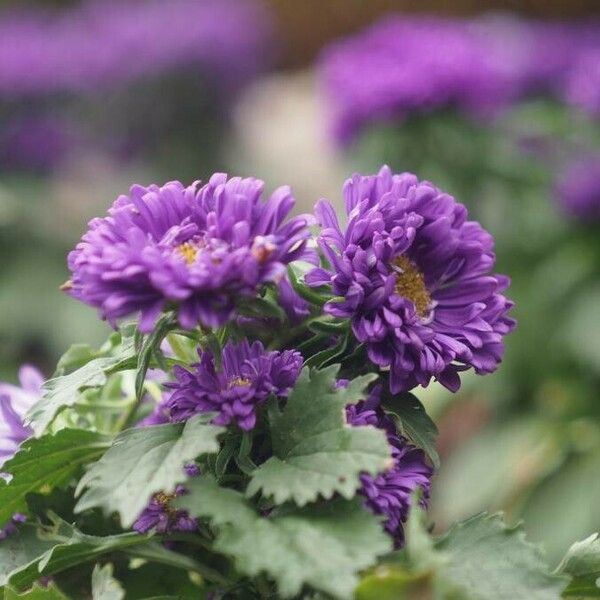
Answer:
[557,533,600,597]
[4,583,71,599]
[0,528,56,588]
[0,518,146,591]
[434,514,567,599]
[75,415,224,527]
[381,391,439,469]
[92,564,125,600]
[358,511,567,600]
[117,563,206,600]
[287,264,330,306]
[176,476,391,599]
[247,366,391,506]
[0,429,109,525]
[26,330,136,436]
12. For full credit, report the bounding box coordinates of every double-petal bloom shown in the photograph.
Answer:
[309,166,515,393]
[66,173,315,331]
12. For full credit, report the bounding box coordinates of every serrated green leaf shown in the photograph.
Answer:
[75,415,223,526]
[434,514,567,599]
[0,429,109,525]
[247,366,390,506]
[4,583,71,599]
[359,511,567,600]
[176,476,391,599]
[92,564,125,600]
[557,533,600,597]
[381,391,439,469]
[26,330,137,436]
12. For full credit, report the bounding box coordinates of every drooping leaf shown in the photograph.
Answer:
[4,583,71,599]
[0,429,109,525]
[557,533,600,597]
[176,476,391,599]
[381,390,439,469]
[247,366,390,506]
[75,415,223,527]
[91,564,125,600]
[0,518,144,591]
[26,330,137,436]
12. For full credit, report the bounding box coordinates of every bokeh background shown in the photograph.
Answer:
[1,0,599,565]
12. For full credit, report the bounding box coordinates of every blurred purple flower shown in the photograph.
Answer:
[319,15,600,142]
[555,157,600,220]
[167,339,302,431]
[564,49,600,116]
[0,365,42,468]
[0,116,75,172]
[346,385,432,547]
[0,0,272,98]
[308,166,515,393]
[0,365,43,540]
[66,173,316,332]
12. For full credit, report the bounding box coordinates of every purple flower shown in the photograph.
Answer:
[0,513,27,540]
[308,166,515,393]
[0,0,272,97]
[277,276,310,324]
[0,365,43,540]
[346,386,432,547]
[167,340,303,431]
[66,173,315,332]
[133,484,197,535]
[555,157,600,221]
[564,49,600,117]
[0,365,43,468]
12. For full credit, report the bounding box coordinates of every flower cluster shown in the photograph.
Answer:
[59,166,513,555]
[319,15,600,142]
[167,340,303,430]
[66,173,315,332]
[0,0,271,97]
[346,386,432,546]
[308,166,515,393]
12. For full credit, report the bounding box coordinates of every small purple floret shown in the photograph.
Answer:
[346,386,432,547]
[308,166,515,393]
[167,339,302,431]
[133,484,197,535]
[66,173,316,332]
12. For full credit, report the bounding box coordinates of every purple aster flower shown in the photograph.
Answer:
[555,157,600,221]
[0,365,43,468]
[0,365,43,541]
[308,166,515,393]
[167,339,302,431]
[133,484,197,535]
[66,173,316,332]
[346,385,432,547]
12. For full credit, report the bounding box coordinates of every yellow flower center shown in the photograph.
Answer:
[154,491,178,517]
[393,255,431,318]
[176,242,198,265]
[229,377,252,388]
